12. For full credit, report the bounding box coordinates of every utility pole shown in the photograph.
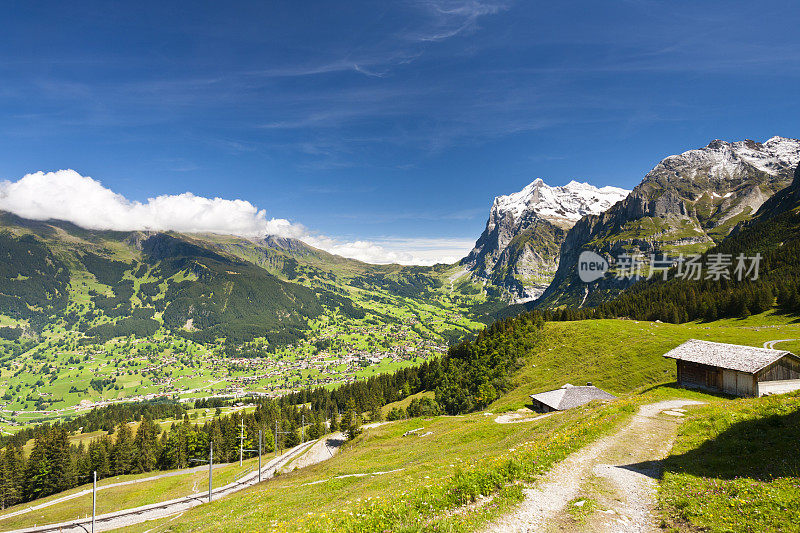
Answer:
[274,419,293,462]
[239,419,245,467]
[242,430,263,483]
[301,414,305,442]
[91,470,96,533]
[189,441,214,503]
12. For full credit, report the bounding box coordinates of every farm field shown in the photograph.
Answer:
[0,292,484,431]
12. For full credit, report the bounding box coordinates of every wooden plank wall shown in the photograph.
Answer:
[757,356,800,382]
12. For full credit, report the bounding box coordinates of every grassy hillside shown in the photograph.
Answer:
[119,399,637,533]
[490,312,800,412]
[660,392,800,532]
[0,457,261,530]
[42,312,781,532]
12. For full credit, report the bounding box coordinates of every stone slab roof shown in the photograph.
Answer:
[662,339,795,374]
[530,384,616,411]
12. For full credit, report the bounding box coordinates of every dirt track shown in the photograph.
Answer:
[486,400,704,533]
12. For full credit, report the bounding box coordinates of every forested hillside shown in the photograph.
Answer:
[0,213,498,348]
[0,398,320,508]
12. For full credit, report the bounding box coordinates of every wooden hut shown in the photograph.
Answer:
[663,339,800,397]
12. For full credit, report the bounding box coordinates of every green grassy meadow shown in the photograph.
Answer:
[660,392,800,532]
[491,311,800,412]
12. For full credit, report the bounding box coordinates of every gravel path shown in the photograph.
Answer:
[763,339,798,349]
[485,400,704,533]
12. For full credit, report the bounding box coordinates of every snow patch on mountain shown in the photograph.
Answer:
[649,136,800,182]
[491,178,629,225]
[461,178,630,302]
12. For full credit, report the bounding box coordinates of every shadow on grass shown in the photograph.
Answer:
[661,408,798,481]
[636,382,682,395]
[616,406,800,481]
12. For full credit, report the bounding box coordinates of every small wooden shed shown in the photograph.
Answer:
[663,339,800,397]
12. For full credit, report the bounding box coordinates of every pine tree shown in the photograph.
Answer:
[133,418,161,473]
[0,445,24,509]
[112,423,136,475]
[24,427,71,501]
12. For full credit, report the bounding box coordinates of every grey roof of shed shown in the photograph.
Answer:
[662,339,796,374]
[529,384,616,411]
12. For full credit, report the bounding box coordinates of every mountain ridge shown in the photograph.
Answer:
[536,136,800,308]
[462,179,628,301]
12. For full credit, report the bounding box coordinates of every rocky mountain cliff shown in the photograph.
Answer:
[748,156,800,222]
[462,179,628,301]
[537,136,800,308]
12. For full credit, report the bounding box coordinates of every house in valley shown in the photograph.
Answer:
[529,383,616,412]
[663,339,800,397]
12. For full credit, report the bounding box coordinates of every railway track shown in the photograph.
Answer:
[5,439,317,533]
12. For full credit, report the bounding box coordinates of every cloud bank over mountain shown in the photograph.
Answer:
[0,169,469,265]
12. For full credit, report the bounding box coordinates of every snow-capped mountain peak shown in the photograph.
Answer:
[648,136,800,183]
[491,178,629,225]
[462,177,630,302]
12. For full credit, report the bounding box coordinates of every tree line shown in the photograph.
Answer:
[0,399,328,509]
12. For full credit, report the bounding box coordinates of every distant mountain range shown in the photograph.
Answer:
[537,136,800,307]
[1,135,798,342]
[458,136,800,309]
[0,213,501,348]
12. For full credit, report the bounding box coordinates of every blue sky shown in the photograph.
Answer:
[1,1,799,263]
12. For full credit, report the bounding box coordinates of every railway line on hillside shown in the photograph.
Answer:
[5,439,319,533]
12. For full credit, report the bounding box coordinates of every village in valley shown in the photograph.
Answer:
[0,303,465,431]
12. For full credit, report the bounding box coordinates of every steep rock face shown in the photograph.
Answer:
[462,179,628,301]
[749,162,800,222]
[537,136,800,308]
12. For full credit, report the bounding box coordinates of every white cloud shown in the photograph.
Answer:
[409,0,509,42]
[0,169,472,266]
[304,235,475,266]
